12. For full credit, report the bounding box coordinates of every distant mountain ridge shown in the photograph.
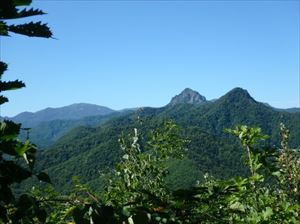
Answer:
[10,103,115,127]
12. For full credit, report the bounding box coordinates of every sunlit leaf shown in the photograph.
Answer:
[229,201,245,212]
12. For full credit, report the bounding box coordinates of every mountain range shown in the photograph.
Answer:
[10,103,115,128]
[5,104,135,148]
[18,87,299,193]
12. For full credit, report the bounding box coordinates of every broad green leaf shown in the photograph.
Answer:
[229,201,245,212]
[262,207,273,220]
[16,141,32,157]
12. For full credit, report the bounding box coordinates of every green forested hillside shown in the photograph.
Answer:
[12,103,115,127]
[19,111,132,148]
[32,88,300,193]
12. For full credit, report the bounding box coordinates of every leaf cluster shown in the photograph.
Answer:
[0,1,53,223]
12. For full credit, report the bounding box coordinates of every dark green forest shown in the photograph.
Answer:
[30,87,299,193]
[1,1,299,223]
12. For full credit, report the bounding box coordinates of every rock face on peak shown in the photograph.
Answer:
[169,88,207,105]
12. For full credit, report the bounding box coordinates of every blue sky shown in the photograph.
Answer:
[1,0,299,116]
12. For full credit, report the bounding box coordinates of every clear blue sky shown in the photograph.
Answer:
[1,0,299,117]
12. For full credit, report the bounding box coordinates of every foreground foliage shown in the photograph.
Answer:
[0,0,52,222]
[56,123,297,224]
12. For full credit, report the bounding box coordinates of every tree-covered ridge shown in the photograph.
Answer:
[17,110,132,148]
[10,103,116,128]
[31,87,300,192]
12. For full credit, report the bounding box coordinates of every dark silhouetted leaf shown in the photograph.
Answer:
[0,120,21,140]
[35,208,47,223]
[36,172,51,184]
[72,206,90,224]
[0,161,31,184]
[0,80,25,92]
[8,22,52,38]
[0,61,8,76]
[0,185,14,204]
[12,0,32,6]
[17,8,45,18]
[0,95,8,105]
[0,21,9,36]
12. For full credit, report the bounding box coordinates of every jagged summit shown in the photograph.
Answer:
[169,88,207,105]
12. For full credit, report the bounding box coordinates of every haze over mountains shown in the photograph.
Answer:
[18,87,299,193]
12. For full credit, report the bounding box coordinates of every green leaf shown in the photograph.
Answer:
[36,172,51,184]
[271,171,281,178]
[262,207,273,220]
[122,206,131,217]
[229,201,245,212]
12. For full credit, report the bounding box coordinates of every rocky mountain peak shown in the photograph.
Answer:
[221,87,255,103]
[169,88,207,105]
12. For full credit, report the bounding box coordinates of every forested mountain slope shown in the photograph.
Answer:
[34,88,300,192]
[10,103,115,127]
[19,111,132,148]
